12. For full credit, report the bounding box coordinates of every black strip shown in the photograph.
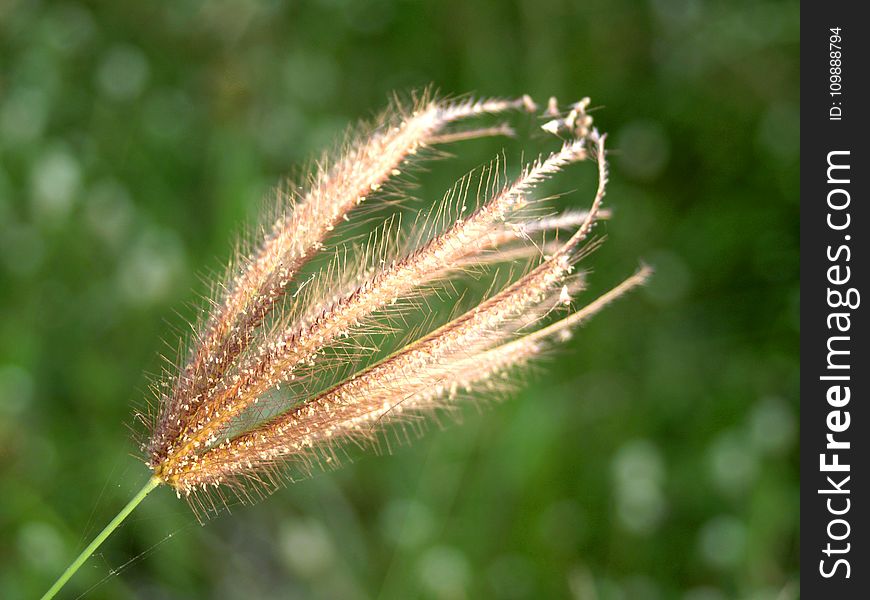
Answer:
[801,3,869,596]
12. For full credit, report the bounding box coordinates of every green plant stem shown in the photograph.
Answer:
[40,476,161,600]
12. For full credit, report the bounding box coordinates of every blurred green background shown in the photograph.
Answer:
[0,0,798,598]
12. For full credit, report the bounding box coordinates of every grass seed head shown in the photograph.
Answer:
[144,92,648,508]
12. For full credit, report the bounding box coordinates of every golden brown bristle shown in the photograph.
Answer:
[144,93,647,507]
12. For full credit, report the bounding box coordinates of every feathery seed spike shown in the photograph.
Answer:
[134,93,647,504]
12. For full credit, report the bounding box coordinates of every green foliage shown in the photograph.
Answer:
[0,0,798,598]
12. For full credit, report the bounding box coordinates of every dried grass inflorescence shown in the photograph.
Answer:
[144,92,649,507]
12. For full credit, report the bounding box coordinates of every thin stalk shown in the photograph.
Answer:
[41,476,161,600]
